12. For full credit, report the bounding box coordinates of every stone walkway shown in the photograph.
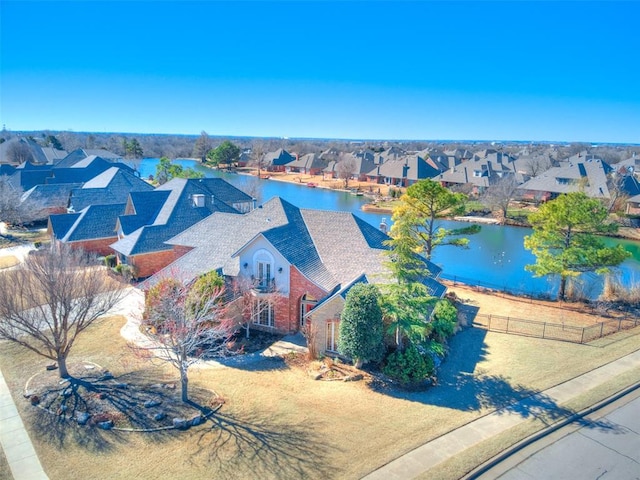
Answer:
[363,348,640,480]
[0,369,48,480]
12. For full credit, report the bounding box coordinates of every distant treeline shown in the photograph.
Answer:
[0,129,637,163]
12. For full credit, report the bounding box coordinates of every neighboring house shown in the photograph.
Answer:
[49,203,127,256]
[57,148,123,167]
[47,156,134,184]
[69,166,154,211]
[626,194,640,216]
[436,153,517,194]
[7,162,54,190]
[367,154,446,187]
[0,137,65,165]
[518,158,613,201]
[145,196,446,356]
[110,178,254,279]
[326,152,377,182]
[21,183,82,216]
[261,149,297,172]
[285,152,326,175]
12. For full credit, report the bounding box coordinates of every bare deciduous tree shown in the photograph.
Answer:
[0,176,47,231]
[229,276,283,341]
[138,278,234,402]
[524,156,552,177]
[6,141,34,164]
[0,244,127,378]
[336,157,357,188]
[193,131,212,163]
[482,175,520,224]
[250,141,266,179]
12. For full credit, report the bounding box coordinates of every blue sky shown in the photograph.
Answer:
[1,1,639,143]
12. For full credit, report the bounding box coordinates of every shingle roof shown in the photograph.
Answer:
[111,178,251,256]
[69,167,154,211]
[519,159,612,198]
[263,148,296,167]
[58,204,125,242]
[21,183,81,208]
[147,196,445,298]
[369,155,444,181]
[49,212,81,239]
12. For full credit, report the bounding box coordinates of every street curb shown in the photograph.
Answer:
[462,380,640,480]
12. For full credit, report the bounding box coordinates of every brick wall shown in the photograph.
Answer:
[285,266,328,333]
[69,237,118,256]
[129,250,177,279]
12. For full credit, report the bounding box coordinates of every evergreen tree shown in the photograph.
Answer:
[338,283,385,368]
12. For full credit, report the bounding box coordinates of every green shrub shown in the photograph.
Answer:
[104,254,116,268]
[383,343,433,386]
[431,299,458,342]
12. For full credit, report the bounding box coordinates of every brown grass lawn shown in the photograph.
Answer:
[1,313,640,480]
[0,255,19,269]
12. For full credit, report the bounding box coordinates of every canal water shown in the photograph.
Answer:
[137,158,640,298]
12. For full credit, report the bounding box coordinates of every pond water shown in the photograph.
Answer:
[137,158,640,298]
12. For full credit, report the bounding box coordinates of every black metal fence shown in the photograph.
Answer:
[473,314,640,344]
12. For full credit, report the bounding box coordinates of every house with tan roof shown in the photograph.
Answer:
[145,197,446,356]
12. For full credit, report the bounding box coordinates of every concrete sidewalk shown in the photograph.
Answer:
[0,369,48,480]
[363,348,640,480]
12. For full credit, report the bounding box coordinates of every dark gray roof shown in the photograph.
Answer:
[56,149,122,167]
[263,148,296,167]
[369,155,444,181]
[69,167,153,211]
[49,212,81,240]
[57,204,125,242]
[286,152,326,170]
[21,183,81,209]
[111,178,250,256]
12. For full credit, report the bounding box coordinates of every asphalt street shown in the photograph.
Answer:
[479,388,640,480]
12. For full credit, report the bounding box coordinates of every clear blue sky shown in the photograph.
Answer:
[1,1,639,143]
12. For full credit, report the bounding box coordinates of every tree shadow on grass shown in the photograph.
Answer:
[370,327,624,433]
[190,411,335,479]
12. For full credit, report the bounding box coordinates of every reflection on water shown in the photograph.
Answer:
[138,159,640,297]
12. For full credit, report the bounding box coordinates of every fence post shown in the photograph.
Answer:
[580,328,585,344]
[600,322,604,338]
[488,315,491,330]
[506,317,510,333]
[542,322,546,339]
[618,319,622,332]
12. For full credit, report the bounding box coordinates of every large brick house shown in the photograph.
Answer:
[145,197,446,356]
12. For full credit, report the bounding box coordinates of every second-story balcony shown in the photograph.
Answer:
[251,276,276,294]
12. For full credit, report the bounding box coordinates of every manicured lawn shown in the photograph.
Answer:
[1,315,639,480]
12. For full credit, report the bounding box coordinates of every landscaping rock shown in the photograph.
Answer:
[29,395,40,406]
[23,390,35,398]
[144,399,162,408]
[97,420,114,430]
[344,374,363,382]
[310,372,323,380]
[100,371,114,381]
[153,412,166,421]
[46,363,58,371]
[172,418,188,430]
[76,412,90,425]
